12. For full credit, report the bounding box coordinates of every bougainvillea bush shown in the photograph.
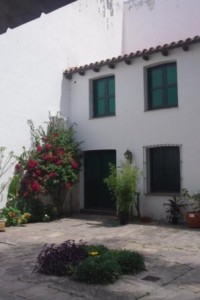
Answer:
[15,114,82,215]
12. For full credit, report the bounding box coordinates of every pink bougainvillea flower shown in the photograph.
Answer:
[57,148,65,156]
[36,169,42,176]
[43,153,53,161]
[45,143,52,150]
[27,159,38,169]
[49,172,58,178]
[32,181,40,191]
[66,182,72,189]
[36,145,43,152]
[42,154,48,161]
[47,152,53,160]
[15,163,22,172]
[71,160,78,169]
[54,157,62,165]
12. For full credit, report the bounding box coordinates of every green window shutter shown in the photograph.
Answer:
[150,146,180,193]
[167,87,178,106]
[166,64,178,107]
[148,63,178,110]
[166,64,177,84]
[93,76,115,117]
[152,89,164,108]
[108,77,115,114]
[151,68,163,88]
[93,79,105,116]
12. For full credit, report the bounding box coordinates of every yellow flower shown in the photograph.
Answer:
[8,211,15,218]
[18,218,23,224]
[23,213,31,219]
[89,251,99,256]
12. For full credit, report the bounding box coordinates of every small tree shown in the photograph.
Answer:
[15,114,82,215]
[104,160,139,214]
[0,147,15,203]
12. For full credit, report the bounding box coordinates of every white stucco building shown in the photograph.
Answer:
[64,36,200,220]
[1,0,200,218]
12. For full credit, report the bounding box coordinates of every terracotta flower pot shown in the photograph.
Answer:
[185,212,200,228]
[118,211,129,225]
[0,220,6,232]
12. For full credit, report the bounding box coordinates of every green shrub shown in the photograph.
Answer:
[104,160,139,213]
[16,198,44,222]
[43,204,59,221]
[34,241,146,284]
[112,249,145,275]
[0,207,31,226]
[73,252,121,284]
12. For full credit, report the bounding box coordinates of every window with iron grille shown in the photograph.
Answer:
[148,146,180,193]
[93,76,115,117]
[147,63,178,110]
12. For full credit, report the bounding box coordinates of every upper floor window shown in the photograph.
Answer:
[93,76,115,117]
[147,63,178,110]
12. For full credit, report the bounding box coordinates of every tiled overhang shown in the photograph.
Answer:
[0,0,77,34]
[64,36,200,79]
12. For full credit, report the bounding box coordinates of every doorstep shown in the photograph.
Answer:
[80,209,116,216]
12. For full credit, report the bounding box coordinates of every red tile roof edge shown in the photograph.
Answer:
[64,36,200,79]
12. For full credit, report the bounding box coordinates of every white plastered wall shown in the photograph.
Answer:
[0,0,123,207]
[68,43,200,220]
[123,0,200,53]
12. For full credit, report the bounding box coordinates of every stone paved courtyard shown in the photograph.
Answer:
[0,215,200,299]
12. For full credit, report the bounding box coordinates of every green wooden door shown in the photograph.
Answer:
[84,150,116,210]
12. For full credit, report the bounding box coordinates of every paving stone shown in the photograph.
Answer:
[0,215,200,299]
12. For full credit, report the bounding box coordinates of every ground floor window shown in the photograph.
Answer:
[145,145,181,194]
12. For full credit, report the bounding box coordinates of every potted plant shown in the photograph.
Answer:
[104,159,139,225]
[182,189,200,228]
[0,217,6,231]
[163,196,187,225]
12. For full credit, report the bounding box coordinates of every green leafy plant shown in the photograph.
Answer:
[104,160,139,224]
[0,147,15,203]
[7,197,58,223]
[43,204,59,221]
[34,240,87,276]
[111,249,146,275]
[7,174,22,202]
[181,188,200,212]
[15,198,44,223]
[163,196,187,224]
[14,113,82,215]
[73,252,121,284]
[182,189,200,228]
[0,207,31,226]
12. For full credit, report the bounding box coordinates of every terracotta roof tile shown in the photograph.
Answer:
[64,36,200,79]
